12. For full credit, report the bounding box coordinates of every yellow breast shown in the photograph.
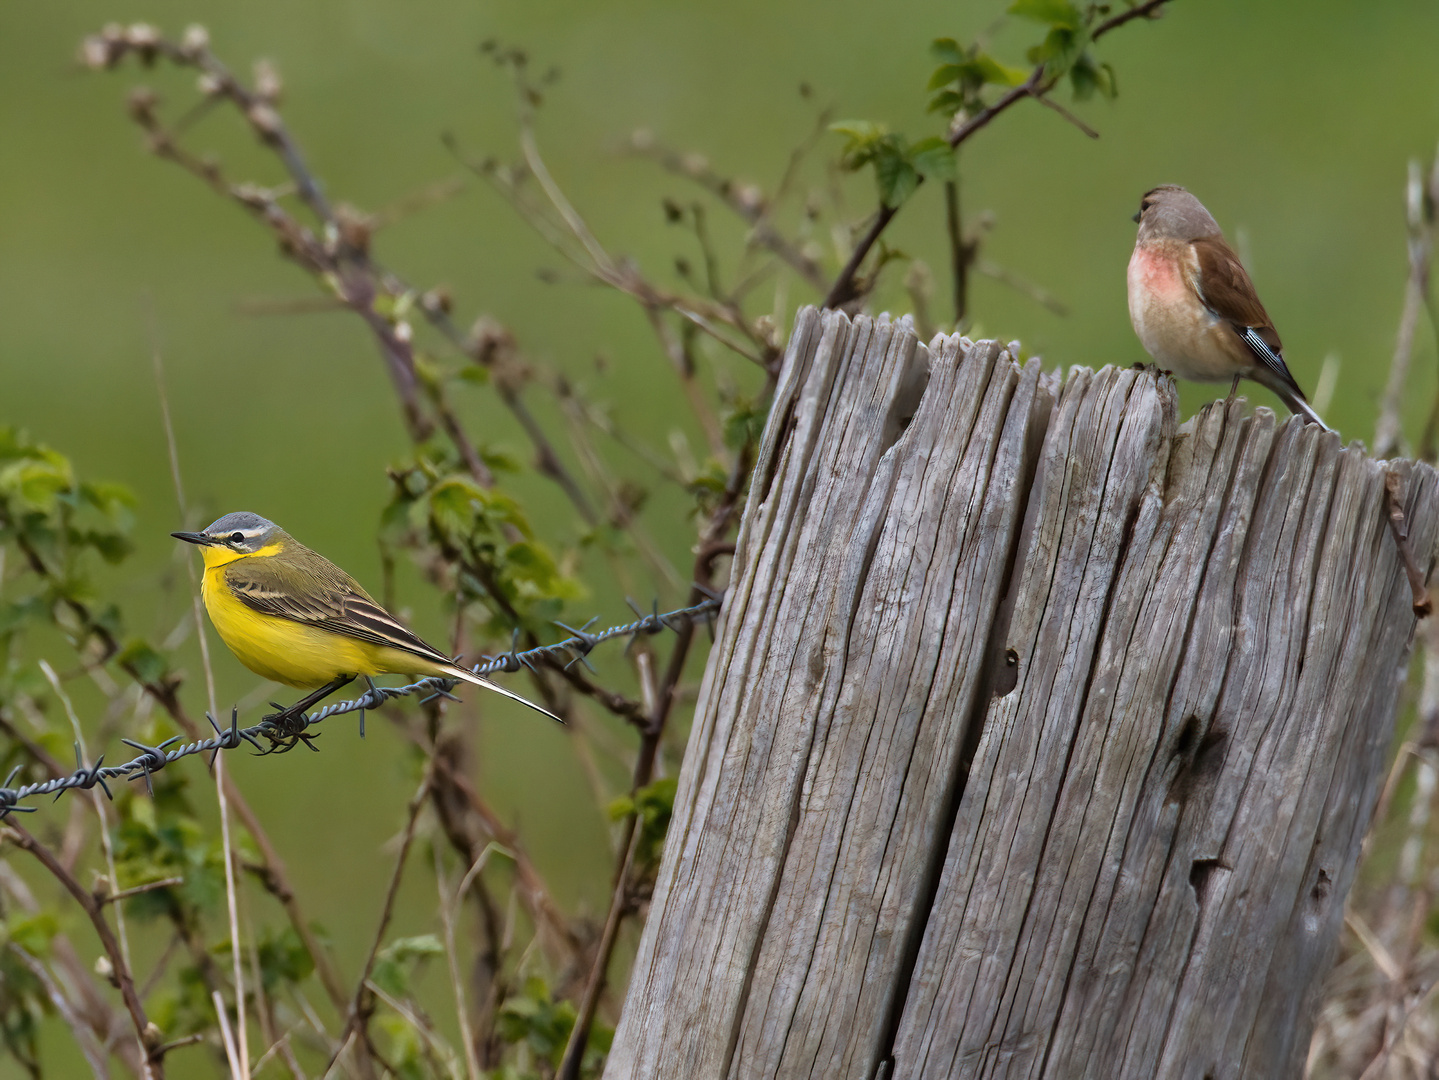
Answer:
[199,557,455,689]
[200,565,369,687]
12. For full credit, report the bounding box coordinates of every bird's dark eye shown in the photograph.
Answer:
[230,532,244,543]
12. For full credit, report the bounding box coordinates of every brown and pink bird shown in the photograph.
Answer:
[1127,185,1329,429]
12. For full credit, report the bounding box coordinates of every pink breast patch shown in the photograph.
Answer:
[1133,246,1188,301]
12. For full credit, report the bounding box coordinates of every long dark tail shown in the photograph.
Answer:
[443,663,564,724]
[1250,368,1333,432]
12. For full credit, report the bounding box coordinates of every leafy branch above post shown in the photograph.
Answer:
[822,0,1170,313]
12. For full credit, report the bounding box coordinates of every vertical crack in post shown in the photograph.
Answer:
[719,317,929,1078]
[986,373,1164,1062]
[868,348,1054,1076]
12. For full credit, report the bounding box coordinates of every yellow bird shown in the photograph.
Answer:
[172,511,559,723]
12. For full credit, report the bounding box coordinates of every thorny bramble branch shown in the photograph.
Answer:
[67,20,769,1077]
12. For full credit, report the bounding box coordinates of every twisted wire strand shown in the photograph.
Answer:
[0,595,722,820]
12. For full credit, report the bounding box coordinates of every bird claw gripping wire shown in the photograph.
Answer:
[253,702,325,755]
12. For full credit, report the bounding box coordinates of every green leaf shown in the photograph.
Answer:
[927,63,964,91]
[0,456,73,512]
[1009,0,1083,27]
[928,53,1027,95]
[86,530,133,564]
[381,934,444,961]
[927,89,966,115]
[117,639,169,685]
[149,963,214,1037]
[375,1015,429,1080]
[829,119,886,145]
[5,912,60,957]
[1070,54,1117,100]
[972,54,1030,87]
[930,37,966,65]
[112,778,225,921]
[722,398,767,450]
[909,137,957,181]
[496,976,594,1066]
[256,925,314,992]
[426,475,491,538]
[0,597,46,635]
[80,480,137,517]
[372,934,443,998]
[873,145,920,208]
[629,777,678,870]
[1027,24,1088,81]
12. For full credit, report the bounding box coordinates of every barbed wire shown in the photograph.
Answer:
[0,594,722,820]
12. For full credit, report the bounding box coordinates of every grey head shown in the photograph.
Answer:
[1133,185,1223,243]
[171,511,283,553]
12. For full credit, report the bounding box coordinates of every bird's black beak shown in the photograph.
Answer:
[171,530,212,546]
[1132,210,1142,223]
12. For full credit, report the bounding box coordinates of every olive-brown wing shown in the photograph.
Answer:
[224,548,450,665]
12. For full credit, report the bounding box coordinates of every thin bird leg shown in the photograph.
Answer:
[263,674,356,734]
[1225,374,1241,405]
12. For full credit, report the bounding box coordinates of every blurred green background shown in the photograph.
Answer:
[3,0,1439,1069]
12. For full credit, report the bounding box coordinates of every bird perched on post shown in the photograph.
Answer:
[1127,185,1329,429]
[172,511,560,724]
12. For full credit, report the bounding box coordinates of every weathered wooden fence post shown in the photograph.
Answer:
[605,307,1439,1080]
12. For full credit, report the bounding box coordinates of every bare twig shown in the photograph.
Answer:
[558,444,750,1079]
[975,259,1071,317]
[433,843,482,1080]
[153,319,250,1078]
[212,989,242,1080]
[629,131,829,293]
[8,944,112,1078]
[447,129,775,373]
[822,203,899,310]
[557,815,642,1080]
[945,178,970,326]
[1384,471,1433,617]
[333,764,433,1071]
[0,862,143,1073]
[1033,93,1101,138]
[38,659,136,990]
[427,746,584,962]
[5,823,164,1078]
[1377,152,1436,459]
[99,876,186,905]
[423,309,597,524]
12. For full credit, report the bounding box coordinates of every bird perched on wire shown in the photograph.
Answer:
[172,511,560,724]
[1127,185,1329,429]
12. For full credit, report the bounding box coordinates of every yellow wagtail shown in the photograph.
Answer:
[172,511,559,723]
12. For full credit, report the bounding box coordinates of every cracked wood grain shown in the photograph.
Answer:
[605,307,1439,1080]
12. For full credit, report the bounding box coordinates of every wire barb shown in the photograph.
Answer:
[0,595,723,819]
